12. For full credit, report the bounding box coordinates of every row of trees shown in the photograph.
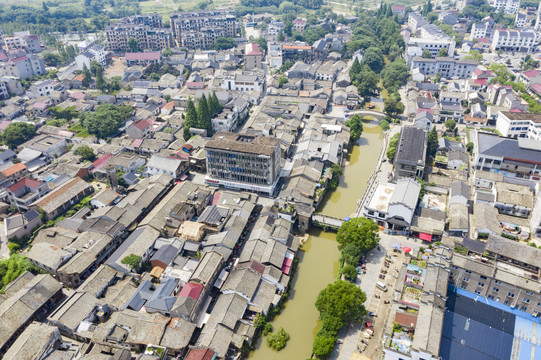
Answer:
[183,93,222,140]
[312,217,379,358]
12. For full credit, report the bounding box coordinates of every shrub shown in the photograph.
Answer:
[266,327,290,351]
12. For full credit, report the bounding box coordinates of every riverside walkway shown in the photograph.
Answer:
[312,214,345,230]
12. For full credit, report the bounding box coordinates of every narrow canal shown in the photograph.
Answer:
[249,123,383,360]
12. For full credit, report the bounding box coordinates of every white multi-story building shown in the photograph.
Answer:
[0,53,46,79]
[496,111,541,139]
[75,47,107,71]
[0,81,8,100]
[3,33,41,53]
[489,0,520,14]
[471,22,493,39]
[26,80,53,98]
[221,73,263,92]
[410,56,478,79]
[515,12,527,28]
[408,12,429,33]
[491,29,538,52]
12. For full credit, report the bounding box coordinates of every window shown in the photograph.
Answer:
[523,298,531,304]
[495,280,502,284]
[475,289,482,295]
[520,306,528,311]
[508,292,515,298]
[463,277,470,282]
[488,295,495,300]
[492,287,500,293]
[504,300,510,305]
[480,275,488,280]
[478,282,485,287]
[526,291,534,296]
[465,270,472,274]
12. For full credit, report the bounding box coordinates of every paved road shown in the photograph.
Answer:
[332,234,422,360]
[0,222,10,260]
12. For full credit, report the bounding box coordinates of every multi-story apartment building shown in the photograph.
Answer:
[75,47,107,71]
[245,43,263,70]
[470,21,494,39]
[515,12,527,28]
[205,132,281,195]
[496,111,541,139]
[410,56,478,79]
[491,29,537,52]
[170,10,238,50]
[406,26,456,65]
[7,178,50,212]
[0,54,46,79]
[0,80,8,100]
[489,0,520,14]
[221,73,263,92]
[105,13,172,52]
[408,12,429,33]
[26,80,53,98]
[3,32,41,53]
[282,44,314,64]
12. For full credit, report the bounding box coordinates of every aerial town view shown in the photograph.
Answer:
[1,0,541,358]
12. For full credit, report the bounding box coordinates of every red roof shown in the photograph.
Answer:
[1,163,26,177]
[392,5,406,10]
[283,44,311,50]
[69,92,86,100]
[0,52,7,61]
[523,69,539,79]
[510,108,523,112]
[293,19,306,24]
[74,74,85,82]
[465,116,487,123]
[281,256,293,275]
[0,120,12,131]
[187,82,205,89]
[132,138,143,148]
[531,83,541,93]
[125,52,161,61]
[477,38,490,43]
[9,56,28,63]
[474,78,487,86]
[8,177,41,192]
[245,43,262,56]
[134,118,151,131]
[185,349,216,360]
[418,108,433,114]
[91,154,113,172]
[178,282,203,300]
[162,101,175,110]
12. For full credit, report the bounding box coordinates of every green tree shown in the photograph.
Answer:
[162,48,173,57]
[464,50,482,62]
[437,47,448,57]
[353,66,380,98]
[208,92,222,115]
[279,60,294,73]
[312,334,337,359]
[361,46,385,73]
[342,243,362,266]
[214,37,237,50]
[345,114,364,144]
[336,217,379,252]
[196,94,212,135]
[427,126,438,159]
[74,145,96,161]
[2,122,35,149]
[266,327,290,351]
[79,104,132,138]
[127,37,138,52]
[121,254,141,269]
[316,280,367,329]
[342,264,358,281]
[82,63,92,88]
[184,98,198,140]
[444,119,456,132]
[466,142,474,153]
[381,59,409,93]
[95,65,107,92]
[0,256,39,293]
[50,105,77,120]
[255,37,268,51]
[386,132,400,161]
[42,52,61,66]
[277,30,285,42]
[278,76,288,88]
[380,119,390,130]
[384,96,405,116]
[349,57,362,79]
[422,49,432,58]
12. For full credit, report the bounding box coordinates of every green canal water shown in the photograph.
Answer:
[249,124,383,360]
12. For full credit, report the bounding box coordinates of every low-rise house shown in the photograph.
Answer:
[3,322,62,360]
[494,181,533,218]
[145,155,187,179]
[31,177,94,220]
[127,118,153,139]
[394,126,427,180]
[7,177,50,211]
[4,209,42,240]
[106,225,161,273]
[449,181,470,206]
[1,162,27,182]
[386,179,421,232]
[447,149,468,170]
[125,52,161,66]
[19,135,67,160]
[0,273,63,356]
[473,202,500,238]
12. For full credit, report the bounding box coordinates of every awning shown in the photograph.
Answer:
[419,233,432,241]
[180,174,188,181]
[386,217,409,227]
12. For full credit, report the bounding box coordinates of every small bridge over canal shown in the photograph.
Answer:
[312,214,345,231]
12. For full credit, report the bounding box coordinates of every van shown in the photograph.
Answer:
[376,281,388,292]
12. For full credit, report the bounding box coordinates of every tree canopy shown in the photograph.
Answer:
[184,98,198,140]
[361,46,385,73]
[336,217,379,252]
[213,37,237,50]
[386,132,400,161]
[381,60,409,93]
[74,145,96,162]
[427,127,438,159]
[2,122,35,149]
[384,95,405,116]
[345,114,364,144]
[0,256,38,293]
[80,104,132,138]
[121,254,141,269]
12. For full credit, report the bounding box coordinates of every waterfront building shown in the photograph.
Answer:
[393,126,427,180]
